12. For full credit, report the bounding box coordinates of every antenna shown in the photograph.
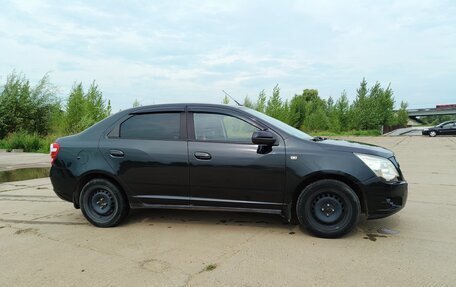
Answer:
[222,90,242,106]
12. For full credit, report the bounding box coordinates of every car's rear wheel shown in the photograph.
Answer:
[80,179,129,227]
[429,131,437,137]
[296,179,360,238]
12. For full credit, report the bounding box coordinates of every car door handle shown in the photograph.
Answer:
[194,152,211,160]
[109,149,124,158]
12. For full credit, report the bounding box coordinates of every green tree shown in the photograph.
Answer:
[350,79,396,130]
[289,93,307,128]
[326,96,340,132]
[366,82,383,128]
[281,99,290,124]
[63,81,111,135]
[243,96,254,108]
[29,74,60,135]
[222,95,230,104]
[265,85,284,120]
[334,91,350,131]
[132,99,141,107]
[366,82,394,129]
[350,78,370,130]
[0,72,58,138]
[288,89,324,129]
[255,90,267,113]
[298,89,329,132]
[376,84,395,127]
[84,81,111,125]
[301,105,329,132]
[63,83,86,134]
[395,101,409,127]
[327,96,334,111]
[302,89,319,102]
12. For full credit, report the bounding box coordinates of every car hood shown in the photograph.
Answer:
[317,139,394,158]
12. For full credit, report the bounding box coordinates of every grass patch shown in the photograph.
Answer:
[204,263,217,272]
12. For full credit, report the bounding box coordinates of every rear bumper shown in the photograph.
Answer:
[50,166,77,203]
[361,178,408,219]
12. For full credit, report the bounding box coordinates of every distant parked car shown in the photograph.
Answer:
[50,103,407,238]
[422,121,456,137]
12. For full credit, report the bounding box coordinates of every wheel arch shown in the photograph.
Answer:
[287,171,367,221]
[73,171,130,209]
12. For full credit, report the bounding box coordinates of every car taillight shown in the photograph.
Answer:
[50,142,60,164]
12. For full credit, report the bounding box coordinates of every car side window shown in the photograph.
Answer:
[120,113,181,140]
[193,113,259,143]
[442,123,454,129]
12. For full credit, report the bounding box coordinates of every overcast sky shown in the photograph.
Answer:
[1,0,455,111]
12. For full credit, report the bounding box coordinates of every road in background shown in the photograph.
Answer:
[1,136,455,286]
[384,126,431,136]
[0,152,50,172]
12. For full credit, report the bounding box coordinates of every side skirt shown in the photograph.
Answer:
[130,203,283,215]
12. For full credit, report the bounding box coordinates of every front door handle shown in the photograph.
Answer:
[109,149,124,158]
[194,151,211,160]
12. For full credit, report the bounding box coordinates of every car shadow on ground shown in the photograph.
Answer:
[124,208,290,229]
[122,208,403,239]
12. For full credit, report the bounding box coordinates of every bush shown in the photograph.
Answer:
[0,132,50,153]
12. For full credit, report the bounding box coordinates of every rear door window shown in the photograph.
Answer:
[120,113,181,140]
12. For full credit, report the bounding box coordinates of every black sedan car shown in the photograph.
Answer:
[422,121,456,137]
[50,104,407,238]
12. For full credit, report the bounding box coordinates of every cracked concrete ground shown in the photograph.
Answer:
[0,136,455,286]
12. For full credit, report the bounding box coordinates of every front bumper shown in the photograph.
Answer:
[422,129,429,135]
[360,178,408,219]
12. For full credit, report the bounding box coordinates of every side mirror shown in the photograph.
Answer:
[252,130,277,146]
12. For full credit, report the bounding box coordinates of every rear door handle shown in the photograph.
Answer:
[194,152,211,160]
[109,149,124,158]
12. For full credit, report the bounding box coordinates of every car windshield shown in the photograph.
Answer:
[240,107,313,140]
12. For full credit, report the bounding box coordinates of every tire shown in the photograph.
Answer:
[296,179,360,238]
[429,131,437,137]
[80,179,129,227]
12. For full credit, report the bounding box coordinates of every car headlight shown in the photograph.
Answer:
[354,153,399,181]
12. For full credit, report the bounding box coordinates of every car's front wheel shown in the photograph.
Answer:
[296,179,360,238]
[429,131,437,137]
[80,179,129,227]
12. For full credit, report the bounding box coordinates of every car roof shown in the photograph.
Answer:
[437,120,454,126]
[126,103,245,113]
[77,103,250,139]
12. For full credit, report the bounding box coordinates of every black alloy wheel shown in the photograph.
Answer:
[296,179,360,238]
